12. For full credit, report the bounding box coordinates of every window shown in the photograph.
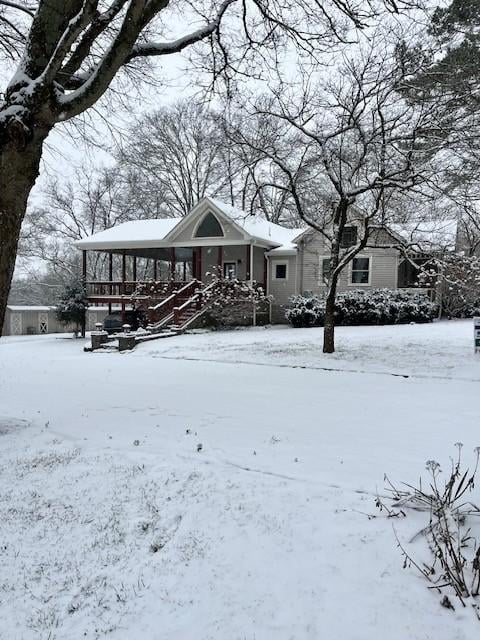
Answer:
[340,226,357,248]
[321,258,331,283]
[195,212,224,238]
[351,257,370,284]
[273,262,288,280]
[223,262,237,279]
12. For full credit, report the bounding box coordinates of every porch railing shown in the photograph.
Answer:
[86,280,188,299]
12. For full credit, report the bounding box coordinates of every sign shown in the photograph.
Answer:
[475,317,480,354]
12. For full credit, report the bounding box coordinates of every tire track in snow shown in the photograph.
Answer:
[146,353,480,383]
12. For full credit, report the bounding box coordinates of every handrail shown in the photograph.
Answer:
[172,280,220,326]
[175,294,199,313]
[147,279,201,324]
[149,293,176,312]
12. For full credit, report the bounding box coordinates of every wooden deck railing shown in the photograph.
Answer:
[86,280,190,300]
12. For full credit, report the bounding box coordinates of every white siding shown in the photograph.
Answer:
[269,255,297,305]
[300,232,400,294]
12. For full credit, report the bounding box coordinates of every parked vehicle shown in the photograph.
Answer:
[103,310,145,334]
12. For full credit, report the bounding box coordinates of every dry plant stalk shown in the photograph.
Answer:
[377,444,480,618]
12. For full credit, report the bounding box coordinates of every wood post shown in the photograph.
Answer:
[153,259,157,281]
[108,252,113,308]
[170,247,176,281]
[81,250,87,338]
[263,252,267,292]
[246,244,253,282]
[217,246,223,278]
[132,255,137,282]
[195,247,202,281]
[121,250,126,318]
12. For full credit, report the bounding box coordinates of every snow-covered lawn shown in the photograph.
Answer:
[0,320,478,639]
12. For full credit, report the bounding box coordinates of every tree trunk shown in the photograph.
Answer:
[0,127,50,336]
[323,284,337,353]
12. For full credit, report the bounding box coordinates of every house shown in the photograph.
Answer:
[76,197,433,327]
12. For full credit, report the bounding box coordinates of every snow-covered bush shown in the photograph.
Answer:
[285,295,325,328]
[203,277,269,328]
[56,279,89,337]
[286,289,436,328]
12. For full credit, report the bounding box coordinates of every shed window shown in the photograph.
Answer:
[195,212,224,238]
[273,263,288,280]
[340,226,358,248]
[351,257,370,284]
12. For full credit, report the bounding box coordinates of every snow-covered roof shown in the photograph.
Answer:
[207,198,305,249]
[390,219,458,252]
[76,197,305,251]
[76,218,181,250]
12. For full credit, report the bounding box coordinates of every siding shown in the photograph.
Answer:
[201,245,267,282]
[2,307,109,336]
[269,255,297,306]
[300,232,400,294]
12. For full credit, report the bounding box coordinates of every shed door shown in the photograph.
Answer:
[10,313,22,335]
[38,312,48,334]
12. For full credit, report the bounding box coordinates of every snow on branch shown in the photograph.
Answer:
[126,0,235,62]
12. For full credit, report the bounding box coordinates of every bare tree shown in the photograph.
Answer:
[19,164,142,281]
[0,0,422,335]
[231,42,439,352]
[118,100,246,216]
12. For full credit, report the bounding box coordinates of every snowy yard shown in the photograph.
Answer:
[0,320,479,639]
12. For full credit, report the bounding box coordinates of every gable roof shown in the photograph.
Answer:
[205,198,304,249]
[76,197,306,251]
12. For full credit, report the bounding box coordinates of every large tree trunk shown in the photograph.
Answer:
[323,282,338,354]
[0,126,50,336]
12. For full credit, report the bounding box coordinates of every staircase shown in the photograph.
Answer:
[89,280,220,353]
[147,280,218,334]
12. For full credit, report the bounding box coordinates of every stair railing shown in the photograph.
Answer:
[148,279,201,324]
[172,280,219,326]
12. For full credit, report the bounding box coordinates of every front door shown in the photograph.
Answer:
[223,262,237,279]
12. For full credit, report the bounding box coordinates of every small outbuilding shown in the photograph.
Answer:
[2,306,109,336]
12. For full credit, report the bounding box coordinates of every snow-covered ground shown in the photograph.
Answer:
[0,320,478,639]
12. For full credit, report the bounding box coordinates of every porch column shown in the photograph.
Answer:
[81,250,87,338]
[153,259,157,281]
[132,255,137,282]
[170,247,176,281]
[217,246,223,277]
[263,252,267,292]
[246,243,254,284]
[250,242,254,285]
[194,247,202,282]
[121,250,126,318]
[108,252,113,314]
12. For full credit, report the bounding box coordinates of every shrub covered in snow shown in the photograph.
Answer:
[285,295,326,328]
[56,279,89,337]
[286,289,437,328]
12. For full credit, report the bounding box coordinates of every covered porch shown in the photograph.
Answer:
[82,242,267,307]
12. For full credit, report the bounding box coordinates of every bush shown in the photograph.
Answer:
[286,289,437,328]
